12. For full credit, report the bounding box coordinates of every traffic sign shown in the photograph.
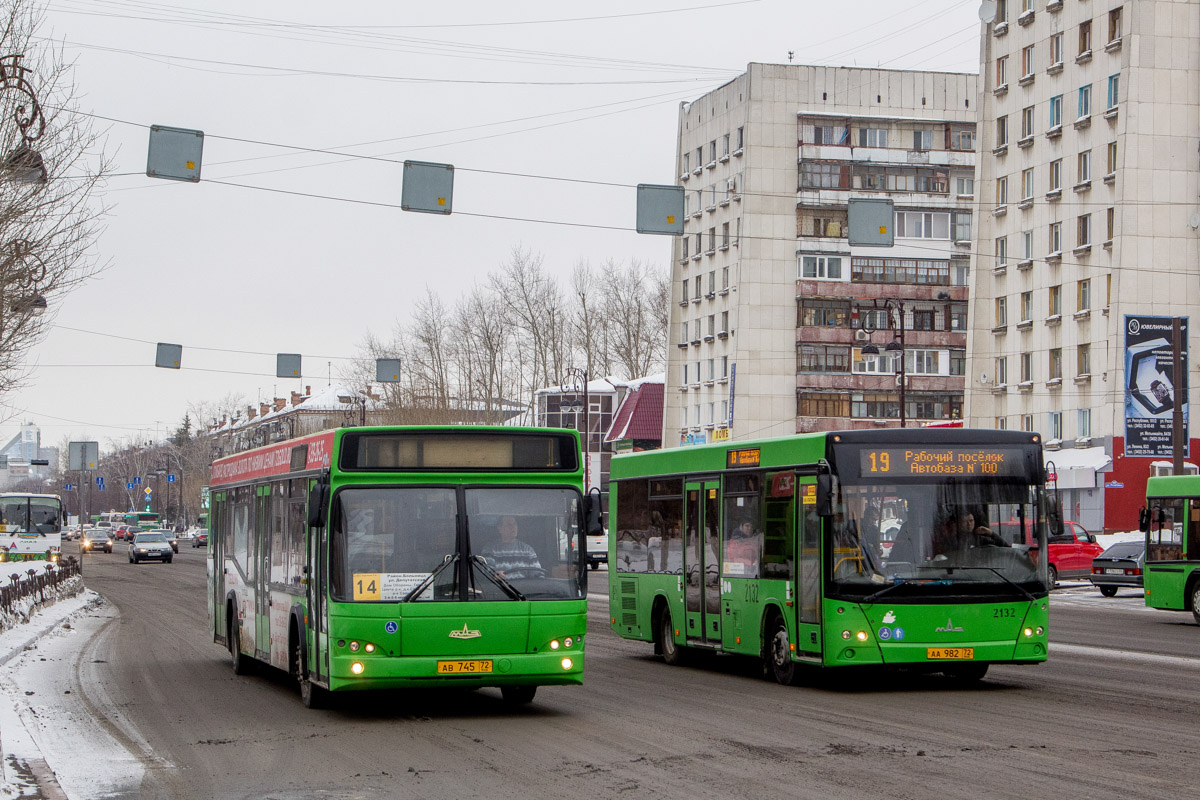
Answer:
[144,487,152,496]
[133,476,142,485]
[95,476,104,486]
[167,474,176,483]
[64,483,74,491]
[126,482,134,490]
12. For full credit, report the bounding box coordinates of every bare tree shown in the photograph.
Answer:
[604,259,669,379]
[490,247,568,397]
[0,1,110,398]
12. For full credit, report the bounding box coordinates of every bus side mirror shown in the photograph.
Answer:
[815,474,833,517]
[307,482,329,528]
[1047,505,1064,539]
[1138,507,1151,534]
[584,488,603,538]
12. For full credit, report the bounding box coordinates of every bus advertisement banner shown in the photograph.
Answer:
[1124,315,1189,458]
[210,430,335,486]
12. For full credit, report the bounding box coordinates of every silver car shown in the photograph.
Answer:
[129,531,174,564]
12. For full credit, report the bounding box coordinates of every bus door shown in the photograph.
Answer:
[254,486,271,660]
[308,478,329,683]
[794,481,822,662]
[683,480,722,645]
[210,492,226,644]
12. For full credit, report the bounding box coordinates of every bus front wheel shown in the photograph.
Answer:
[763,612,797,686]
[501,685,537,705]
[1190,582,1200,625]
[229,619,251,676]
[657,607,684,666]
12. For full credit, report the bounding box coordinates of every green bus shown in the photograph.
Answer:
[609,428,1053,683]
[124,511,160,529]
[209,426,598,707]
[1142,474,1200,622]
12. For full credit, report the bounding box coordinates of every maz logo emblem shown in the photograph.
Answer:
[449,624,481,639]
[935,618,964,633]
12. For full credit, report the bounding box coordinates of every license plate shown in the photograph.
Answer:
[1105,568,1124,575]
[927,647,974,660]
[436,659,493,674]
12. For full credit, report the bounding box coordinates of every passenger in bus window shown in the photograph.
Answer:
[482,515,543,578]
[726,520,761,573]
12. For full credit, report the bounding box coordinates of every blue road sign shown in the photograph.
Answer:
[64,483,73,491]
[167,474,176,483]
[133,476,142,485]
[127,482,134,490]
[95,476,104,485]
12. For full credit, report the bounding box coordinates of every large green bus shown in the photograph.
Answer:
[1142,474,1200,622]
[123,511,161,529]
[609,428,1053,683]
[209,426,598,707]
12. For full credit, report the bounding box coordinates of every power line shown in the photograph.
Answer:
[53,324,358,360]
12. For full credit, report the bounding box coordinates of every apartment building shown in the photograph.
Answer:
[665,63,978,447]
[968,0,1200,531]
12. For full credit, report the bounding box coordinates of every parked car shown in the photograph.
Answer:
[148,529,179,553]
[587,528,609,570]
[81,528,114,554]
[191,529,208,548]
[995,519,1104,586]
[1089,541,1145,596]
[129,531,173,564]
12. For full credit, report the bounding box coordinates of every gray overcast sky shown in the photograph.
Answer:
[4,0,980,453]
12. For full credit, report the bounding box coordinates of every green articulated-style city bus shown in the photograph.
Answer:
[1142,473,1200,622]
[209,426,599,708]
[609,428,1054,683]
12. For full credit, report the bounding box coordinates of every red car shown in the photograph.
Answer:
[996,520,1103,586]
[114,525,130,541]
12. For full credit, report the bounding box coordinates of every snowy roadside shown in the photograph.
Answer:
[0,587,146,799]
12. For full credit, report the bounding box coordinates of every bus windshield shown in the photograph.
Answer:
[830,481,1048,600]
[0,497,61,534]
[330,486,583,602]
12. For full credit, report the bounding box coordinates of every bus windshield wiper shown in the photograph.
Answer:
[930,565,1037,601]
[403,553,459,602]
[470,555,526,601]
[863,578,929,604]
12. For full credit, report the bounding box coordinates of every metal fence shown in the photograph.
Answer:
[0,556,81,615]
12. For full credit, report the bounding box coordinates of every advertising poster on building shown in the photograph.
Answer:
[1124,315,1188,457]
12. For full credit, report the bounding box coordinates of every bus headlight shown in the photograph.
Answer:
[560,658,573,670]
[855,631,869,642]
[350,661,364,675]
[550,640,560,650]
[1024,628,1033,637]
[364,643,375,653]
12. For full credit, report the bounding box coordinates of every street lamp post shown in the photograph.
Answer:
[560,368,590,489]
[860,299,907,428]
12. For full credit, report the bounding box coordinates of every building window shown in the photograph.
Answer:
[722,266,730,289]
[707,358,715,380]
[1106,141,1118,175]
[996,115,1008,147]
[722,222,730,247]
[1049,158,1062,191]
[912,129,933,151]
[996,296,1008,327]
[1077,150,1091,183]
[1021,106,1035,138]
[1078,84,1091,119]
[1079,20,1092,55]
[953,211,972,241]
[1078,343,1091,376]
[948,126,975,151]
[1021,291,1033,322]
[1078,408,1091,438]
[996,56,1008,87]
[707,314,715,336]
[950,349,966,375]
[708,271,716,293]
[721,310,729,331]
[852,257,952,285]
[1049,94,1063,127]
[996,0,1008,22]
[682,237,689,259]
[1020,352,1032,382]
[1078,278,1091,310]
[681,406,687,427]
[1107,74,1120,109]
[799,162,850,189]
[995,417,1008,431]
[996,356,1008,385]
[1106,207,1115,242]
[799,344,852,373]
[1108,7,1122,42]
[955,177,975,197]
[721,355,728,378]
[896,211,950,239]
[681,278,689,299]
[1049,348,1062,380]
[1077,214,1091,247]
[995,236,1008,268]
[800,255,844,280]
[1050,32,1063,66]
[1022,44,1035,77]
[797,299,849,327]
[996,176,1008,205]
[1022,229,1033,259]
[1049,285,1062,316]
[858,127,888,147]
[709,140,717,162]
[948,304,968,331]
[801,393,850,418]
[707,227,716,252]
[1023,414,1035,432]
[801,122,850,145]
[1049,411,1062,440]
[911,309,935,331]
[737,126,744,149]
[904,349,942,375]
[1022,168,1034,200]
[682,152,690,173]
[952,260,970,286]
[694,278,702,299]
[722,133,730,156]
[797,208,849,238]
[1049,221,1062,253]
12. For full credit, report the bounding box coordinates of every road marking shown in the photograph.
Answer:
[1051,642,1200,669]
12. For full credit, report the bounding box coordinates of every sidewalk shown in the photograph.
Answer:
[0,586,95,799]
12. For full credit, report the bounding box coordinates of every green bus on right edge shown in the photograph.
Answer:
[1142,474,1200,622]
[609,428,1054,684]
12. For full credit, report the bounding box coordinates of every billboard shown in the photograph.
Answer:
[1124,315,1188,457]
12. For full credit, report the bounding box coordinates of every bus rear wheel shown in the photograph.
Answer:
[944,663,989,683]
[763,612,797,686]
[657,607,684,666]
[229,619,251,676]
[1190,583,1200,625]
[501,685,537,705]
